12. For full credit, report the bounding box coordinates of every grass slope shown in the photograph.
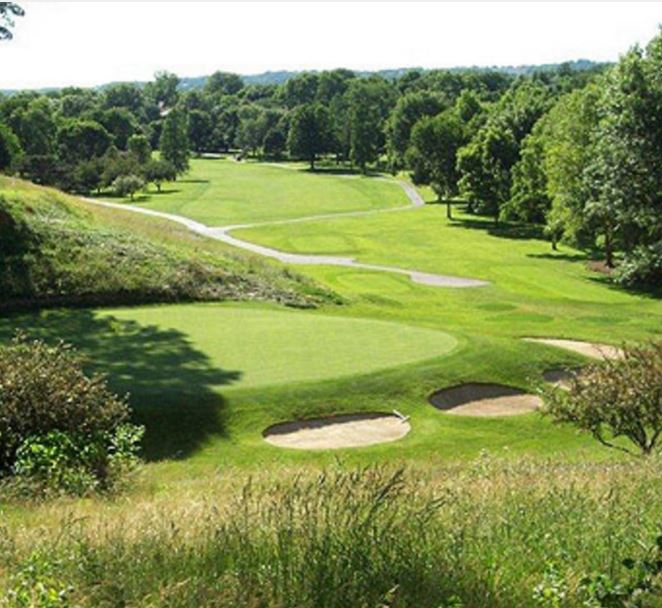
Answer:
[120,159,408,225]
[0,176,331,310]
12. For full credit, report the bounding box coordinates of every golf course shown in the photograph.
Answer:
[3,158,659,473]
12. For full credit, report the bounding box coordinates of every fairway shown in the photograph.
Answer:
[95,304,458,389]
[124,159,408,226]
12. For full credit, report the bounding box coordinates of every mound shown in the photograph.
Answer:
[0,176,323,311]
[429,383,542,417]
[263,412,411,450]
[523,338,623,360]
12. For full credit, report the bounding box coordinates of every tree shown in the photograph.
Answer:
[113,175,145,201]
[0,122,21,172]
[98,107,138,150]
[127,134,151,165]
[145,71,180,109]
[205,71,244,97]
[159,107,190,175]
[287,103,332,170]
[143,159,176,192]
[543,342,662,456]
[187,109,212,155]
[74,158,105,194]
[0,2,24,40]
[56,120,111,165]
[386,91,444,169]
[407,110,464,218]
[346,79,395,172]
[282,73,319,108]
[7,97,57,156]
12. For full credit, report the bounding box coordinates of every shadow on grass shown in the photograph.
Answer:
[0,309,241,461]
[450,217,545,241]
[177,179,210,184]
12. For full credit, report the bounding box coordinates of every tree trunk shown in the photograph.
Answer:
[310,156,315,171]
[446,200,452,220]
[605,223,614,268]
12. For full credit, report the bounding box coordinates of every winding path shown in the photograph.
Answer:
[84,179,488,288]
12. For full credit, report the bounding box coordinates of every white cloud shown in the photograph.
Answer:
[2,1,661,89]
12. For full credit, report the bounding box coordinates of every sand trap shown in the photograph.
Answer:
[543,368,577,390]
[429,383,542,417]
[263,412,411,450]
[523,338,623,360]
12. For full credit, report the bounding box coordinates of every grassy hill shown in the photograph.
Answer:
[0,176,331,311]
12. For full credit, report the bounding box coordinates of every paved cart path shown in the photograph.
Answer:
[84,179,488,288]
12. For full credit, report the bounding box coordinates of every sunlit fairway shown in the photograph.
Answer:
[95,303,457,389]
[3,157,660,471]
[122,158,408,225]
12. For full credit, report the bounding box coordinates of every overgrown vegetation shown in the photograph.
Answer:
[0,176,332,310]
[0,462,659,606]
[0,335,142,496]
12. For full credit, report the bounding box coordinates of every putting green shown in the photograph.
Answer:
[98,304,457,389]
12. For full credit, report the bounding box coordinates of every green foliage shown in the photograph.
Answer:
[56,119,111,165]
[112,174,144,200]
[0,334,130,473]
[127,133,151,165]
[0,122,21,172]
[3,552,72,607]
[142,158,176,191]
[287,103,332,169]
[159,107,190,175]
[543,342,662,456]
[614,243,662,289]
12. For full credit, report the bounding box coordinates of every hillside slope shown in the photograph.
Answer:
[0,177,331,311]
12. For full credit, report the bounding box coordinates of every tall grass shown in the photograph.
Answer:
[1,457,660,607]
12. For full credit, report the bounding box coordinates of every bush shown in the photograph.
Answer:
[615,243,662,289]
[112,174,144,200]
[543,342,662,456]
[0,335,141,493]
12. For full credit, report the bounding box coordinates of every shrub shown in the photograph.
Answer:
[142,158,176,192]
[0,334,141,493]
[543,342,662,456]
[615,243,662,289]
[112,174,144,200]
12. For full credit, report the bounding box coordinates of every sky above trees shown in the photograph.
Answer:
[2,1,662,89]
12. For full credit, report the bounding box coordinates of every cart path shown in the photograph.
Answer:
[83,180,489,289]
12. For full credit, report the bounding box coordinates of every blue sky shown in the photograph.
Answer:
[2,1,662,89]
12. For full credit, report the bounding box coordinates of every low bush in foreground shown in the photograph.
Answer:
[0,335,142,496]
[0,460,660,606]
[544,341,661,456]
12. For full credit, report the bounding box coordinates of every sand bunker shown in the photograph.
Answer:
[524,338,623,360]
[429,383,542,417]
[543,368,578,390]
[263,412,411,450]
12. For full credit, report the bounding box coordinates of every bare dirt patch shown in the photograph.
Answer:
[524,338,623,360]
[263,412,411,450]
[428,383,542,417]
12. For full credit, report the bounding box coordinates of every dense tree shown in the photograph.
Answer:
[113,174,145,201]
[6,97,56,156]
[205,71,244,97]
[407,110,464,218]
[346,78,395,172]
[143,159,176,192]
[97,107,138,150]
[386,91,444,169]
[56,120,111,165]
[102,84,145,117]
[0,122,21,171]
[187,109,212,155]
[127,134,151,165]
[145,71,180,109]
[287,103,332,170]
[159,107,190,175]
[282,73,319,108]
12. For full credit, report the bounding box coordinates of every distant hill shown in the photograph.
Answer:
[1,60,605,95]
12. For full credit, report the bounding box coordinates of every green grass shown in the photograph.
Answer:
[93,304,457,390]
[120,158,408,226]
[1,159,661,605]
[0,175,328,310]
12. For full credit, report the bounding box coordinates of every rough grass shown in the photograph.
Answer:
[118,158,408,226]
[0,461,660,607]
[0,176,333,311]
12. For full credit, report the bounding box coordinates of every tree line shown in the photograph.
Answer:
[0,30,660,287]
